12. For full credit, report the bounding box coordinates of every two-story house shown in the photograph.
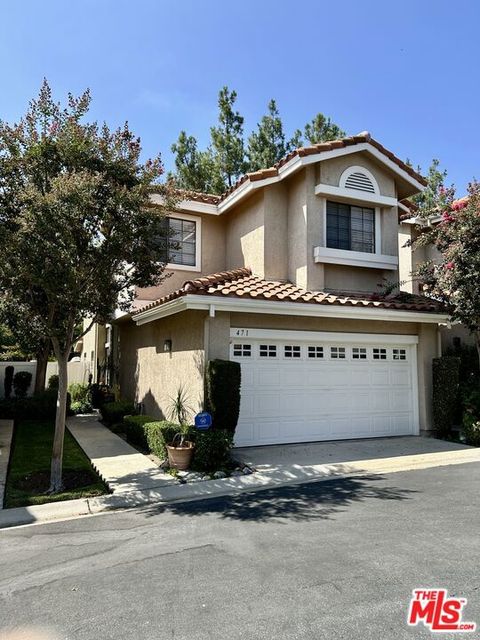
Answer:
[114,132,447,447]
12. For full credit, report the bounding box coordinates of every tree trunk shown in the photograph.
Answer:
[476,332,480,384]
[34,339,50,394]
[49,341,69,493]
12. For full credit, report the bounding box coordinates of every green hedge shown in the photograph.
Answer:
[463,416,480,446]
[68,383,90,403]
[144,421,193,461]
[124,414,156,449]
[191,429,233,472]
[13,371,32,398]
[99,400,136,425]
[432,356,461,438]
[0,389,71,420]
[205,359,241,433]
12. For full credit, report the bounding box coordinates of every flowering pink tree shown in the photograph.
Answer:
[415,182,480,369]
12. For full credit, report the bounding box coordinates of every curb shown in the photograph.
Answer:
[1,449,480,529]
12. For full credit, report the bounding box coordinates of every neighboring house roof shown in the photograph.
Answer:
[152,132,426,213]
[132,267,444,316]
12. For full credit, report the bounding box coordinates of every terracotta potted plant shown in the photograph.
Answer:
[166,386,195,470]
[166,427,195,470]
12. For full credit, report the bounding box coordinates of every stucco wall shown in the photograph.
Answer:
[136,211,226,302]
[318,152,396,198]
[118,310,206,420]
[225,191,265,276]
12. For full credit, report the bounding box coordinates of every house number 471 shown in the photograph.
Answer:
[234,329,249,336]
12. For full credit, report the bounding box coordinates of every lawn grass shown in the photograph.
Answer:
[4,420,108,508]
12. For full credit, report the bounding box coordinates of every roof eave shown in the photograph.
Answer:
[132,293,448,326]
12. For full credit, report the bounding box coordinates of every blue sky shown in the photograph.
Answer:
[1,0,479,192]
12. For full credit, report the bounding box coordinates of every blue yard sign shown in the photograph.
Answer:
[194,412,212,430]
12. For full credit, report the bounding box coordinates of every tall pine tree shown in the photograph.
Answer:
[210,86,246,188]
[247,99,287,171]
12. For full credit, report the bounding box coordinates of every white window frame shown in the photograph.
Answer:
[315,197,398,270]
[162,212,202,272]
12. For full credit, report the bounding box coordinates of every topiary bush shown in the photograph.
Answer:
[4,365,14,399]
[144,421,193,461]
[99,400,136,425]
[13,370,32,398]
[47,374,59,390]
[191,429,234,472]
[124,414,156,449]
[205,359,241,433]
[432,356,461,438]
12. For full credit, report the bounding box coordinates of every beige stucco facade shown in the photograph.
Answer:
[118,310,206,420]
[119,308,440,434]
[110,142,446,440]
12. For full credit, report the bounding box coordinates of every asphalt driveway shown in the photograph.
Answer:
[0,462,479,639]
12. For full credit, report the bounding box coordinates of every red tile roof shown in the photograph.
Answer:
[151,133,426,208]
[132,267,444,316]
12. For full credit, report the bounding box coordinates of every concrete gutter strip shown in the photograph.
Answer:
[1,446,480,529]
[0,419,14,509]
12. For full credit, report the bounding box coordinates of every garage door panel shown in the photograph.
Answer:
[390,368,411,386]
[370,369,391,386]
[232,336,417,446]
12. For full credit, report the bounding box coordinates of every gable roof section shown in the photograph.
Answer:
[152,133,426,215]
[132,267,445,322]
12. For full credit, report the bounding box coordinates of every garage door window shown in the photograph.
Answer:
[259,345,277,358]
[373,348,387,360]
[284,345,301,358]
[393,348,407,360]
[233,344,251,357]
[352,347,367,360]
[330,346,346,359]
[308,346,324,359]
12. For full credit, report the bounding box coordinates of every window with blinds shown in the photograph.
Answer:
[326,201,375,253]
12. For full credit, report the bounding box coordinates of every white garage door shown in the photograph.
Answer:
[231,329,419,447]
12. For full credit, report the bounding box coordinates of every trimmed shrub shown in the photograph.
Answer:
[68,383,90,403]
[4,365,14,399]
[99,400,136,425]
[13,371,32,398]
[464,417,480,447]
[144,421,193,460]
[71,399,93,415]
[432,356,461,438]
[124,414,156,449]
[47,374,59,390]
[0,389,71,420]
[205,359,241,433]
[191,429,233,472]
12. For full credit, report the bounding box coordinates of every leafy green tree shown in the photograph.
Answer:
[247,99,287,171]
[411,158,449,211]
[414,182,480,370]
[0,80,175,491]
[210,86,246,188]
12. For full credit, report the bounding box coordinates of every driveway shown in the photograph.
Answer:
[0,463,479,639]
[235,435,480,480]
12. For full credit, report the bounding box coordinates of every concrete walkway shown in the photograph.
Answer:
[0,419,14,508]
[67,415,175,494]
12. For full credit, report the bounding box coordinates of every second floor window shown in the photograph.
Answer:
[156,217,197,267]
[326,201,375,253]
